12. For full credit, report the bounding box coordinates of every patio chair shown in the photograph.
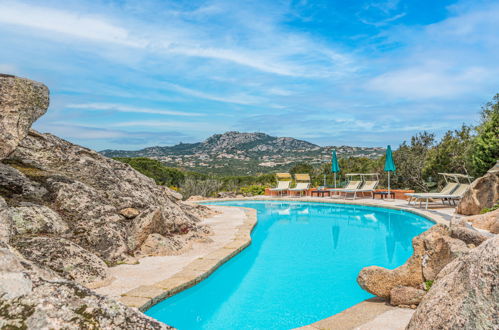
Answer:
[409,183,470,210]
[329,175,362,193]
[289,173,311,197]
[337,179,379,200]
[405,181,459,205]
[269,173,292,196]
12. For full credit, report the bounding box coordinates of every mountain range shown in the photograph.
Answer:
[100,131,385,175]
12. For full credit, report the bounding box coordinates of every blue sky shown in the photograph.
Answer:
[0,0,498,150]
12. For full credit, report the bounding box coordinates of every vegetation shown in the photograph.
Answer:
[424,280,434,291]
[470,94,499,176]
[114,94,498,196]
[114,157,185,187]
[480,202,499,214]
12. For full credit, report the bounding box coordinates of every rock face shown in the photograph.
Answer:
[0,75,213,327]
[357,225,469,299]
[463,209,499,234]
[0,247,170,329]
[357,225,469,305]
[12,236,109,285]
[3,130,208,265]
[0,74,49,160]
[407,235,499,329]
[389,286,426,307]
[457,166,499,215]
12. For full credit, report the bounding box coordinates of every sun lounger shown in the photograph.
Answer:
[269,173,292,196]
[329,180,362,192]
[408,183,470,209]
[336,180,379,199]
[289,174,311,197]
[405,182,459,205]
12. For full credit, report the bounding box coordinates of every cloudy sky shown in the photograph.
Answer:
[0,0,498,150]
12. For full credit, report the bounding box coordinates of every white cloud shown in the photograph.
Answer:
[162,82,264,105]
[0,1,354,77]
[66,103,204,116]
[0,2,143,47]
[366,65,491,99]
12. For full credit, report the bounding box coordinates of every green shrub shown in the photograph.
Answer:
[480,202,499,214]
[424,280,434,291]
[240,185,266,196]
[114,157,185,187]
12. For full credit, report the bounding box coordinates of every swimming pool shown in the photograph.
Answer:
[146,201,433,329]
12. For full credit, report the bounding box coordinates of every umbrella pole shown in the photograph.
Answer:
[334,173,337,188]
[323,174,326,187]
[388,172,391,199]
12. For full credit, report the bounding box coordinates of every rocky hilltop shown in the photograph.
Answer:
[0,74,211,328]
[101,131,384,175]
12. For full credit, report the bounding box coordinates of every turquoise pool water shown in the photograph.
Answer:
[146,201,433,329]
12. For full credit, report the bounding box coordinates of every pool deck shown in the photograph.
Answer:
[95,196,457,329]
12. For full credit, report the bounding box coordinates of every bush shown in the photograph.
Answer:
[180,178,223,199]
[240,185,266,196]
[470,94,499,177]
[114,157,185,187]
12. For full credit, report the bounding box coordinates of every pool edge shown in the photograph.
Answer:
[117,207,258,312]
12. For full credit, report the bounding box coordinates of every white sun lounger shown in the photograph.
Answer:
[406,182,459,206]
[329,180,362,192]
[408,183,470,209]
[289,174,311,197]
[336,180,379,199]
[270,180,291,196]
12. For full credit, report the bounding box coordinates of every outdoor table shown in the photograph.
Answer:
[373,191,395,199]
[310,190,332,197]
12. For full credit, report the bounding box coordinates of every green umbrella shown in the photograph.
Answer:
[384,145,396,198]
[331,150,340,188]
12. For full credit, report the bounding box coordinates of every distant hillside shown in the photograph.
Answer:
[101,131,384,175]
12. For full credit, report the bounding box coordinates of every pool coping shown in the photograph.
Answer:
[118,207,258,311]
[118,197,455,326]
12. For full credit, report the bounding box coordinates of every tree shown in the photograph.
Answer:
[289,163,314,175]
[391,132,435,191]
[424,125,473,188]
[114,157,185,187]
[470,94,499,176]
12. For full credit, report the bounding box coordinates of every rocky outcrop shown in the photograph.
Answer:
[457,164,499,215]
[10,204,69,235]
[0,75,214,327]
[0,74,49,160]
[462,209,499,234]
[357,224,471,304]
[357,225,467,299]
[389,286,426,307]
[0,247,169,329]
[12,236,109,285]
[3,130,208,265]
[407,235,499,329]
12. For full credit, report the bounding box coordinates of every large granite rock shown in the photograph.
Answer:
[10,204,69,235]
[0,247,170,329]
[0,74,49,160]
[4,130,207,264]
[457,165,499,215]
[462,209,499,234]
[407,235,499,329]
[0,197,12,244]
[0,75,210,327]
[12,236,109,286]
[357,225,470,301]
[389,286,426,307]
